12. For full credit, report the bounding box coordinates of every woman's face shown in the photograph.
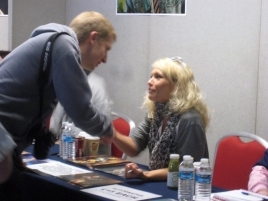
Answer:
[148,68,174,103]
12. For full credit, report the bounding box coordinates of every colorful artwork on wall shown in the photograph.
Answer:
[117,0,186,15]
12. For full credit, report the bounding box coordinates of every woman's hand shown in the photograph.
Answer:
[256,190,268,196]
[125,163,168,181]
[125,163,144,179]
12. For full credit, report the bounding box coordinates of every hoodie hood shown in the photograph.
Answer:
[30,23,78,43]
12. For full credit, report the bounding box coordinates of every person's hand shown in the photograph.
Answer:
[99,129,115,144]
[125,163,143,179]
[256,190,268,196]
[99,136,113,144]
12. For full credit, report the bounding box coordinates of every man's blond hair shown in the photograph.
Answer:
[69,11,116,43]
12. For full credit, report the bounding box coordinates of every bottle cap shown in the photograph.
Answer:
[170,154,180,160]
[62,121,68,126]
[66,122,74,127]
[200,158,209,164]
[183,155,192,161]
[193,162,201,168]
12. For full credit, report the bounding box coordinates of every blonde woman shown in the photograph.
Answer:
[112,57,210,180]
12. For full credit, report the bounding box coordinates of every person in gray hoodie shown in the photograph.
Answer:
[0,11,116,191]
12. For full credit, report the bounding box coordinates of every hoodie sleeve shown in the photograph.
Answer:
[0,122,16,162]
[52,49,113,138]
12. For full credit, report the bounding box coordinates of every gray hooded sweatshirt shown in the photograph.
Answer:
[0,23,113,159]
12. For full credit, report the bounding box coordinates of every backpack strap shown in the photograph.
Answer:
[38,32,71,123]
[39,32,70,86]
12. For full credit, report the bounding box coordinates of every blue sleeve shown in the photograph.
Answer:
[52,49,112,137]
[255,149,268,169]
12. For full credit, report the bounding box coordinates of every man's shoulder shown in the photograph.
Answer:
[30,23,75,39]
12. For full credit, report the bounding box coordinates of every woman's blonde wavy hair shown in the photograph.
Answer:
[143,57,210,130]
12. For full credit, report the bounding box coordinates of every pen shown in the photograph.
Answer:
[127,170,133,174]
[241,191,268,201]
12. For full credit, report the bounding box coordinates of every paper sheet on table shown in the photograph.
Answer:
[211,189,268,201]
[27,160,91,176]
[81,184,162,201]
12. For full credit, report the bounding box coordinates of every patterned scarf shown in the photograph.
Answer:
[148,102,180,170]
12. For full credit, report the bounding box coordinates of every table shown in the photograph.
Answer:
[15,145,223,201]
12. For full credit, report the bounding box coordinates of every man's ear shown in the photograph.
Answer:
[87,31,99,45]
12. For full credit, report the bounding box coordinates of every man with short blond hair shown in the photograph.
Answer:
[0,11,116,199]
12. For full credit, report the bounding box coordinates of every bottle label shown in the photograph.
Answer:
[195,174,211,184]
[179,171,194,180]
[167,172,178,187]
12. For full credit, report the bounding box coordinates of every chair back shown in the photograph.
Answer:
[111,111,135,159]
[212,132,268,190]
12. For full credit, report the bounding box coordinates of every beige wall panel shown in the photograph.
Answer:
[0,16,9,50]
[10,0,66,49]
[257,0,268,141]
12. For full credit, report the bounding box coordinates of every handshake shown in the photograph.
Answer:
[100,128,116,144]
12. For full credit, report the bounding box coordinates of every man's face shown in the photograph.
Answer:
[80,33,114,72]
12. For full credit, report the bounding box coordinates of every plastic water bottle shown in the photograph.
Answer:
[61,123,74,159]
[59,121,68,138]
[60,122,76,157]
[66,122,76,137]
[62,134,69,160]
[62,135,75,159]
[67,138,75,159]
[167,154,180,189]
[178,155,194,201]
[195,158,212,201]
[59,121,68,157]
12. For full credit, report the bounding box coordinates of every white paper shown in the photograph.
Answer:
[81,184,162,201]
[27,160,91,176]
[211,189,268,201]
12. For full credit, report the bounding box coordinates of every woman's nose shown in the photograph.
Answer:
[148,77,153,85]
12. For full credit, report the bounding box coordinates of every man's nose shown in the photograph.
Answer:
[102,55,107,63]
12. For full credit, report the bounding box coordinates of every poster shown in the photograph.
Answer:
[117,0,186,15]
